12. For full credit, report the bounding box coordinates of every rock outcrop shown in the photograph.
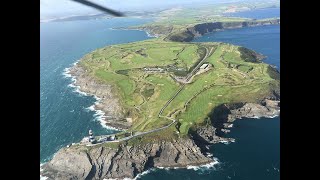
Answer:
[69,65,131,129]
[191,125,235,144]
[228,99,280,122]
[41,98,280,179]
[165,18,280,42]
[41,138,213,180]
[210,99,280,135]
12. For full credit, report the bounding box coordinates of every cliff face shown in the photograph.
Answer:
[238,46,266,62]
[210,98,280,135]
[41,138,213,180]
[138,25,175,37]
[165,19,280,42]
[227,99,280,121]
[69,65,132,129]
[41,98,280,180]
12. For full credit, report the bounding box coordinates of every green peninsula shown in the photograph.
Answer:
[43,37,280,179]
[41,3,280,179]
[77,38,279,137]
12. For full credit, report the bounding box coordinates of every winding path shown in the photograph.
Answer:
[86,46,213,146]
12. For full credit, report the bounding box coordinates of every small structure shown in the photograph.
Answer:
[143,67,164,73]
[98,135,116,142]
[195,63,212,77]
[200,63,209,70]
[110,135,115,141]
[88,129,96,144]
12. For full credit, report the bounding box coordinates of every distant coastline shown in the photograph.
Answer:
[40,13,111,23]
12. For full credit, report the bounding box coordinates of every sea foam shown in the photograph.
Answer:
[133,168,156,180]
[62,67,72,78]
[102,160,220,179]
[85,100,119,131]
[206,152,214,158]
[145,31,159,38]
[63,62,89,97]
[186,157,220,171]
[63,61,118,131]
[102,169,156,180]
[156,157,220,172]
[40,163,48,180]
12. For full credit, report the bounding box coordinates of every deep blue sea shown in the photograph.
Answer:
[40,8,279,180]
[40,18,152,163]
[193,25,280,69]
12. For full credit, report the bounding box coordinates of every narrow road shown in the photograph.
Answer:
[186,47,212,81]
[86,46,213,146]
[87,116,176,146]
[159,46,212,115]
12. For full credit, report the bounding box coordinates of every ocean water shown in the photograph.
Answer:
[40,17,152,163]
[141,117,280,180]
[193,25,280,69]
[141,8,280,180]
[40,7,279,180]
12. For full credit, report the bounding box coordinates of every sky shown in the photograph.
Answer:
[40,0,276,20]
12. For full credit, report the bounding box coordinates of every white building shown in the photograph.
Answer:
[200,63,209,69]
[89,129,96,143]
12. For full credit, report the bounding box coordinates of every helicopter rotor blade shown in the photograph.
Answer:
[71,0,124,17]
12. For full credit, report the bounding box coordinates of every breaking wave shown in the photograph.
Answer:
[63,61,118,131]
[187,158,220,171]
[40,163,48,180]
[85,102,119,131]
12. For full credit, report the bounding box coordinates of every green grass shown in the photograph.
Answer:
[141,85,155,99]
[126,125,179,146]
[130,0,279,38]
[237,65,253,73]
[95,69,138,106]
[73,2,280,145]
[170,1,278,22]
[79,39,279,140]
[178,45,200,70]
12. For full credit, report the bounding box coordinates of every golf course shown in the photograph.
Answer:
[77,38,279,140]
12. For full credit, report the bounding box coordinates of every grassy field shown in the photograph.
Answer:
[128,0,279,39]
[145,0,279,26]
[79,39,279,139]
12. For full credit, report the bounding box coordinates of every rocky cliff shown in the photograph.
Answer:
[165,18,280,42]
[69,65,131,130]
[210,98,280,135]
[41,97,280,179]
[41,138,213,180]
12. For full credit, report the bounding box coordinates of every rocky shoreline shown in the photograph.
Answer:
[210,98,280,136]
[41,25,280,179]
[166,18,280,42]
[68,64,132,130]
[130,18,280,42]
[41,86,280,179]
[41,138,214,180]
